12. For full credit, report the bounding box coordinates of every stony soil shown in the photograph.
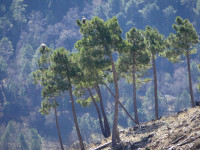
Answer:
[89,106,200,150]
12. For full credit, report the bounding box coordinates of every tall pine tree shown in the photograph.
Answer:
[118,27,150,124]
[165,16,199,107]
[76,16,123,147]
[145,26,165,119]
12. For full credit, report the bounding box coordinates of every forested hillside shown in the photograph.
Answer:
[0,0,200,149]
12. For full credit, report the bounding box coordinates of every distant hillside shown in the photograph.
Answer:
[1,0,200,149]
[88,106,200,150]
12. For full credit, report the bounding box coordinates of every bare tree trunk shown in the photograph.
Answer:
[132,54,139,124]
[87,88,107,137]
[110,54,120,147]
[0,83,7,105]
[186,49,195,107]
[68,78,85,150]
[95,84,111,137]
[152,54,159,119]
[53,99,64,150]
[103,82,136,124]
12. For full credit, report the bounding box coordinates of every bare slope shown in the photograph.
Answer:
[89,107,200,150]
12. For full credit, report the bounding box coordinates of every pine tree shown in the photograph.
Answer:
[33,45,64,150]
[74,74,111,138]
[165,16,199,107]
[10,0,27,32]
[76,16,123,147]
[118,27,150,124]
[18,133,29,150]
[30,129,41,150]
[50,48,85,150]
[0,121,14,150]
[74,40,111,138]
[145,26,165,119]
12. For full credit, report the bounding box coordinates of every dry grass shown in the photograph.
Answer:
[88,106,200,150]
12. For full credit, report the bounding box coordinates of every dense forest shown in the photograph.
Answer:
[0,0,200,149]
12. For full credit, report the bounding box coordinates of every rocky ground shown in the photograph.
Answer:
[88,106,200,150]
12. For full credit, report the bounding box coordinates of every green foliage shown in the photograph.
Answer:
[40,99,55,115]
[1,0,200,148]
[33,46,58,113]
[76,16,124,145]
[30,129,41,150]
[118,27,150,76]
[164,33,181,63]
[0,4,6,13]
[76,16,123,55]
[10,0,27,24]
[123,98,133,115]
[18,133,29,150]
[51,48,80,82]
[145,25,165,56]
[193,0,200,15]
[77,113,99,141]
[165,16,199,62]
[198,64,200,91]
[16,44,35,84]
[173,16,199,50]
[0,120,42,150]
[175,90,191,111]
[191,61,200,81]
[163,5,177,16]
[0,58,7,81]
[108,0,124,15]
[76,98,92,108]
[142,87,154,121]
[75,16,123,108]
[139,3,159,21]
[76,94,99,108]
[117,27,151,100]
[0,121,14,150]
[33,46,81,114]
[0,37,13,60]
[75,16,123,87]
[19,44,34,60]
[0,17,13,35]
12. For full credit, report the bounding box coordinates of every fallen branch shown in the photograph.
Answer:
[171,135,186,144]
[91,141,112,150]
[91,135,123,150]
[189,115,196,122]
[177,134,200,146]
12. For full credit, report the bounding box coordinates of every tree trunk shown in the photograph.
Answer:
[186,49,195,107]
[95,84,111,137]
[110,54,120,147]
[0,83,7,106]
[132,54,139,124]
[103,82,136,124]
[53,99,64,150]
[152,54,159,119]
[87,88,107,137]
[68,79,85,150]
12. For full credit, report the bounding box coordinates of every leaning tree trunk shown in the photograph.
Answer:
[53,99,64,150]
[87,88,107,137]
[103,82,136,124]
[68,78,85,150]
[152,54,159,119]
[186,49,195,107]
[110,54,120,147]
[132,54,139,124]
[95,84,111,137]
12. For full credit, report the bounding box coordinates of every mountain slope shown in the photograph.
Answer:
[89,106,200,150]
